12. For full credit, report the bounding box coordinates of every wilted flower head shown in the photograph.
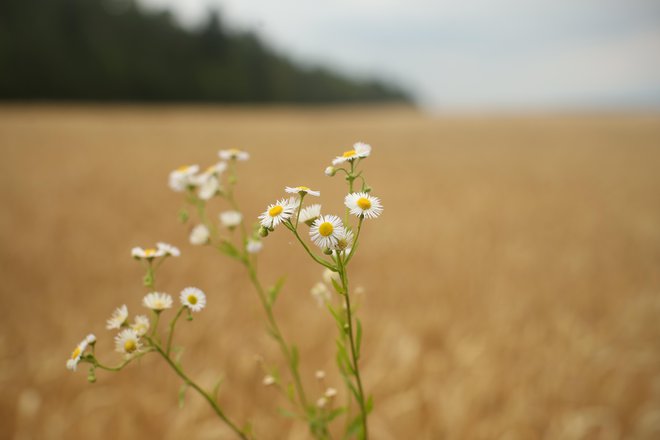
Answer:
[106,304,129,330]
[219,149,249,161]
[285,186,320,197]
[169,165,199,192]
[157,242,180,257]
[332,142,371,166]
[299,204,321,226]
[143,292,173,311]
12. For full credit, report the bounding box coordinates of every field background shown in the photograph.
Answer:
[1,106,660,439]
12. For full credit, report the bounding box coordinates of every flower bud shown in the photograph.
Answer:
[87,367,97,383]
[323,248,333,255]
[258,226,269,238]
[324,166,336,177]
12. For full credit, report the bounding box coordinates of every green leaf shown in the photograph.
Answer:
[331,277,344,294]
[268,276,287,305]
[366,395,374,414]
[212,377,224,401]
[178,383,188,408]
[344,414,364,439]
[326,406,347,422]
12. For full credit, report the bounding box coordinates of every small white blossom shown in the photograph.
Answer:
[259,199,295,229]
[299,204,321,226]
[344,192,383,219]
[169,165,199,192]
[311,282,331,307]
[332,142,371,166]
[285,186,321,197]
[310,215,345,249]
[106,305,128,330]
[262,375,276,386]
[189,224,210,245]
[66,336,90,371]
[115,329,141,356]
[219,149,249,161]
[143,292,173,311]
[180,287,206,313]
[246,239,263,254]
[131,315,150,336]
[157,242,180,257]
[219,210,243,228]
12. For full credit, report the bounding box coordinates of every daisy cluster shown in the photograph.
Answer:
[257,142,382,255]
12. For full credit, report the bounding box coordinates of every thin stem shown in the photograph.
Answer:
[87,348,154,372]
[337,257,368,439]
[150,311,161,338]
[244,261,309,410]
[152,344,249,440]
[166,306,186,356]
[344,217,364,266]
[284,222,336,270]
[294,194,305,228]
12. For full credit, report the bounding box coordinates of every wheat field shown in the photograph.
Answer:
[1,105,660,439]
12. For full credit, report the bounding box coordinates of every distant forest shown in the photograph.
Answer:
[0,0,412,103]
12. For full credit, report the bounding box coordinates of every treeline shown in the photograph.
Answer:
[0,0,412,103]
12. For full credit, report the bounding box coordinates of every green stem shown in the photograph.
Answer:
[87,348,154,372]
[294,194,305,228]
[344,217,364,265]
[153,344,249,440]
[337,257,368,440]
[244,261,309,410]
[284,222,336,270]
[150,311,161,338]
[166,306,186,356]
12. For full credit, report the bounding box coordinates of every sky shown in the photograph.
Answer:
[138,0,660,112]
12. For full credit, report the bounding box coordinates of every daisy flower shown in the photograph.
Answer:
[143,292,173,311]
[115,329,141,356]
[299,204,321,226]
[66,336,89,371]
[106,304,128,330]
[331,142,371,166]
[333,228,354,252]
[131,315,150,336]
[195,162,227,182]
[344,192,383,219]
[169,165,199,192]
[180,287,206,312]
[219,210,243,228]
[157,242,180,257]
[198,175,220,200]
[285,186,321,197]
[131,246,166,260]
[246,239,263,254]
[219,148,249,161]
[189,224,210,245]
[259,198,295,229]
[310,215,345,249]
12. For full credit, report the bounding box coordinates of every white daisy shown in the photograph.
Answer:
[131,315,150,336]
[310,282,331,307]
[197,162,228,181]
[106,304,128,330]
[198,175,220,200]
[115,328,141,356]
[219,210,243,228]
[332,142,372,166]
[157,242,180,257]
[299,204,322,226]
[131,246,166,260]
[180,287,206,312]
[344,192,383,219]
[189,224,210,245]
[169,165,200,192]
[285,186,321,197]
[66,336,89,371]
[309,215,345,249]
[219,148,249,161]
[246,239,263,254]
[333,228,354,252]
[259,198,296,229]
[143,292,173,311]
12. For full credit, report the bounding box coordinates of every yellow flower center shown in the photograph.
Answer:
[71,347,81,360]
[342,150,356,158]
[144,248,156,257]
[269,205,283,217]
[319,222,334,237]
[357,197,371,210]
[297,186,310,191]
[187,295,198,305]
[124,340,137,353]
[176,165,190,172]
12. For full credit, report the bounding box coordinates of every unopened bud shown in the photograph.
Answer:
[262,375,276,386]
[324,166,336,177]
[258,226,269,238]
[323,248,333,255]
[87,368,97,383]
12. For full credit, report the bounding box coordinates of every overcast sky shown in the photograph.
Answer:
[138,0,660,111]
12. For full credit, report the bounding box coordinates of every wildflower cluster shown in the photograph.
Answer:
[67,142,382,440]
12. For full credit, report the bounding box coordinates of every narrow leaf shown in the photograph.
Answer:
[178,383,188,408]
